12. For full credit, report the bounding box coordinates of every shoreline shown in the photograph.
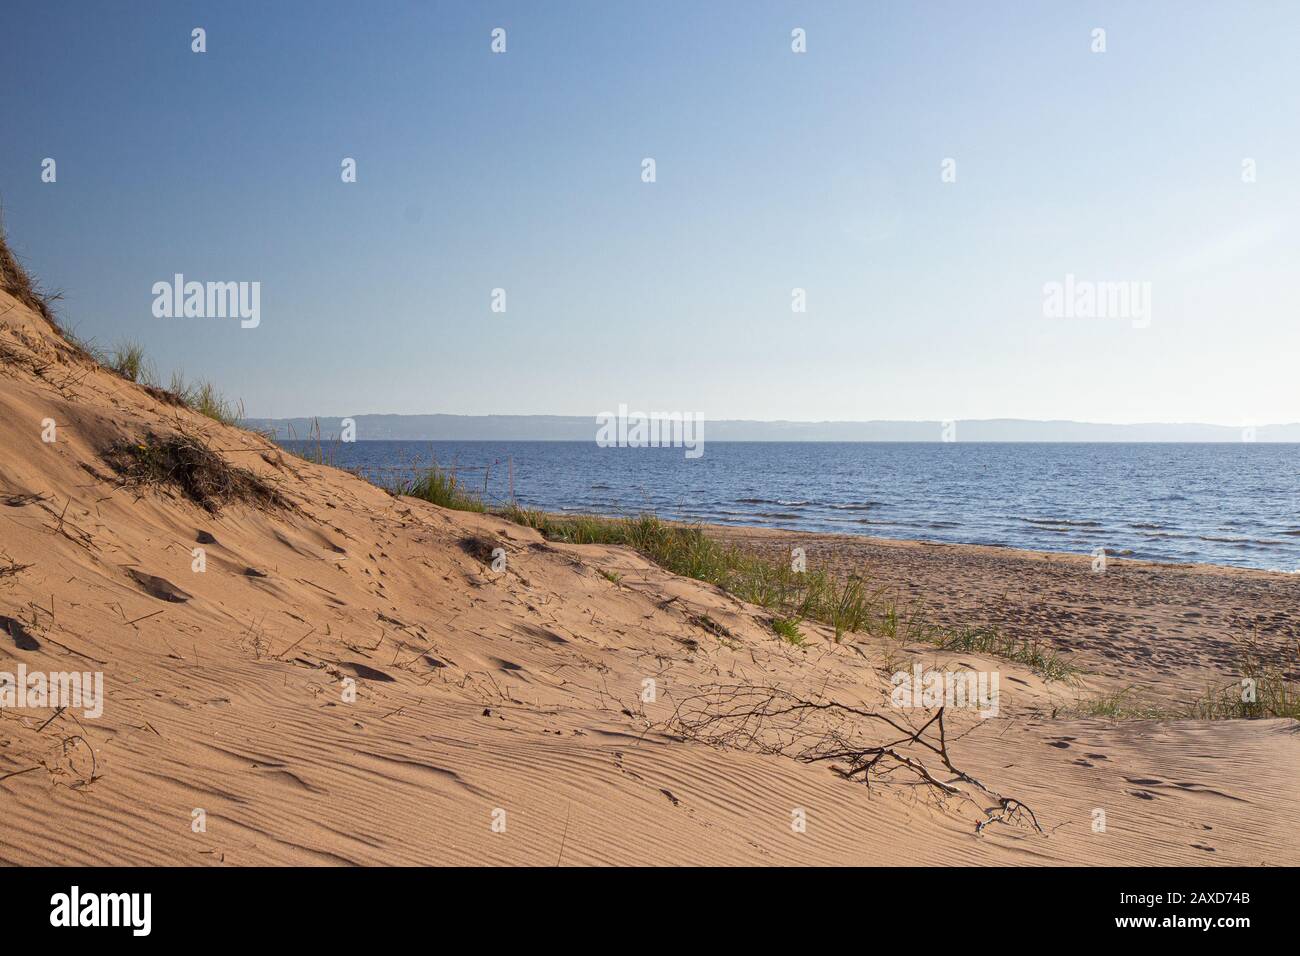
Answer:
[539,507,1300,578]
[697,519,1300,695]
[698,519,1300,578]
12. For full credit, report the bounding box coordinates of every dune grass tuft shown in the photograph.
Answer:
[1066,686,1173,720]
[930,625,1077,684]
[771,616,805,646]
[108,340,154,384]
[398,463,486,512]
[163,371,244,427]
[1188,672,1300,720]
[105,431,287,514]
[1187,634,1300,721]
[282,418,340,466]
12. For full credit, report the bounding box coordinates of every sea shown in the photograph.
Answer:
[277,440,1300,573]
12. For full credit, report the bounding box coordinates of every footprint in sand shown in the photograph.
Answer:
[127,569,192,603]
[1,615,41,650]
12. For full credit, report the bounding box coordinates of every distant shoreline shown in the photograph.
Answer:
[258,415,1300,442]
[277,436,1300,445]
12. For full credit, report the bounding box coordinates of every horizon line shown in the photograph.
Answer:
[247,412,1300,429]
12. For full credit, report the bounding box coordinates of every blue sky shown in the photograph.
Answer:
[2,1,1297,424]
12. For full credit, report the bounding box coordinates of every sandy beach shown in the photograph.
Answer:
[709,525,1300,704]
[3,269,1298,867]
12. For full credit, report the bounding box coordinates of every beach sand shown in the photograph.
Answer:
[2,279,1298,866]
[709,526,1300,704]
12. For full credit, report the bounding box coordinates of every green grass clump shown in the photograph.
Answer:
[1186,630,1300,720]
[771,617,805,646]
[176,377,243,427]
[1068,687,1171,720]
[1188,669,1300,720]
[934,625,1077,683]
[103,345,242,428]
[398,464,486,512]
[1069,628,1299,721]
[66,333,245,429]
[108,340,154,384]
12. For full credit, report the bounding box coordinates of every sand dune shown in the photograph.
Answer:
[2,278,1297,866]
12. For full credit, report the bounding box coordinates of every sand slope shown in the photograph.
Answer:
[2,287,1297,866]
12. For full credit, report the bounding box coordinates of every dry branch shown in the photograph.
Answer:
[665,683,1042,836]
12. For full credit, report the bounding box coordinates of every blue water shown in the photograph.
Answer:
[279,441,1300,572]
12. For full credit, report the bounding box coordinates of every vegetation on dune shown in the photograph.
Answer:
[1187,630,1300,720]
[1069,628,1300,722]
[1065,686,1174,720]
[0,219,65,333]
[771,616,805,646]
[107,339,152,384]
[105,431,287,514]
[281,418,340,466]
[174,376,244,427]
[398,463,487,512]
[1,224,244,429]
[494,504,1077,678]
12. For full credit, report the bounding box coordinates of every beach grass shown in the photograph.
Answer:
[108,339,153,384]
[1066,686,1173,720]
[930,625,1078,684]
[1188,666,1300,720]
[399,462,487,513]
[171,374,244,427]
[771,616,806,645]
[282,418,340,466]
[495,506,1076,679]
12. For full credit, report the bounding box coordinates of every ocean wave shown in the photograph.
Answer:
[1020,517,1103,527]
[1197,534,1285,546]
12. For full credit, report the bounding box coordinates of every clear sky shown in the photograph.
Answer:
[2,1,1297,424]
